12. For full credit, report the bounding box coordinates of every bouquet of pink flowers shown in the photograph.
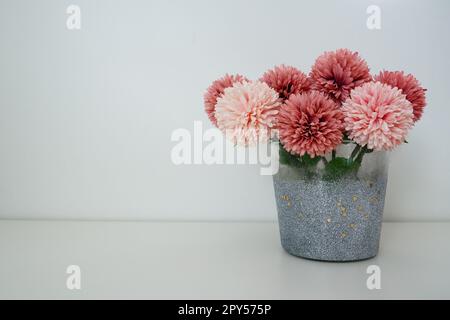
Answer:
[203,49,427,178]
[204,49,428,261]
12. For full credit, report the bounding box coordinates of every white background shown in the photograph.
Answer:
[0,0,449,221]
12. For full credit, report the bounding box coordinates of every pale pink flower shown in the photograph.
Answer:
[375,70,427,122]
[342,82,414,151]
[261,65,311,100]
[310,49,372,103]
[215,81,280,146]
[278,91,344,158]
[204,74,248,126]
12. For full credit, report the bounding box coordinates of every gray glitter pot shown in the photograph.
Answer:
[273,148,388,262]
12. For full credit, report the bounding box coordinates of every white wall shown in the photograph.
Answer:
[0,0,449,221]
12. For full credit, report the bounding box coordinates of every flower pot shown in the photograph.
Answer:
[273,144,388,262]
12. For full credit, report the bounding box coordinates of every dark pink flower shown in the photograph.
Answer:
[375,70,427,122]
[310,49,372,103]
[261,65,311,100]
[204,74,248,126]
[278,91,344,158]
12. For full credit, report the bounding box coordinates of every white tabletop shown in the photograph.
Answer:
[0,221,449,299]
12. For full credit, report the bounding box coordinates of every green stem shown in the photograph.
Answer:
[332,150,336,160]
[349,145,361,163]
[354,145,371,173]
[354,147,366,164]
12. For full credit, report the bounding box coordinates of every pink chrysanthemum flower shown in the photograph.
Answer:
[204,74,248,126]
[261,65,311,100]
[310,49,372,103]
[342,82,414,151]
[215,81,280,146]
[375,70,427,122]
[278,91,344,158]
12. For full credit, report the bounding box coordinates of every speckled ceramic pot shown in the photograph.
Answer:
[273,145,388,262]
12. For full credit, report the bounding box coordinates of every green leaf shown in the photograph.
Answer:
[278,145,322,180]
[279,145,302,167]
[323,157,359,180]
[299,154,321,167]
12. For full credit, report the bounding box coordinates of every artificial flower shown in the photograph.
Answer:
[342,81,414,151]
[204,74,248,126]
[310,49,372,103]
[261,65,311,100]
[375,70,427,122]
[215,81,281,146]
[278,91,344,157]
